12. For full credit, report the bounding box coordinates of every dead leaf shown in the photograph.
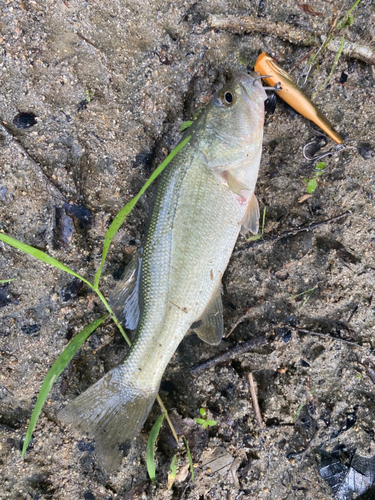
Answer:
[200,447,240,487]
[296,1,323,16]
[298,193,313,203]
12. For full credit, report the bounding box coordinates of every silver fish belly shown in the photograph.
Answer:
[59,72,267,471]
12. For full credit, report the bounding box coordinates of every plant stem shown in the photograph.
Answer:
[95,288,132,347]
[156,394,179,445]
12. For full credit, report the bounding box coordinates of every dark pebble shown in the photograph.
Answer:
[12,112,37,128]
[6,438,16,449]
[282,330,292,343]
[63,202,94,231]
[339,72,348,84]
[0,284,12,308]
[84,492,96,500]
[61,278,83,302]
[77,100,88,112]
[54,207,74,249]
[358,142,375,160]
[77,439,95,453]
[284,314,297,327]
[21,324,40,335]
[112,262,126,281]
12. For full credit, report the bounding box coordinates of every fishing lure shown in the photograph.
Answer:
[254,52,343,144]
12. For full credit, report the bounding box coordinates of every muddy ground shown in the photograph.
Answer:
[1,0,375,498]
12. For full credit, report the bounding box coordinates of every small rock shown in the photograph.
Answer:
[61,278,83,302]
[54,207,74,249]
[339,72,348,84]
[358,142,374,160]
[21,324,40,335]
[12,112,37,129]
[275,270,289,281]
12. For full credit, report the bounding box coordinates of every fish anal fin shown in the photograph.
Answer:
[192,288,223,346]
[241,193,260,236]
[109,250,142,330]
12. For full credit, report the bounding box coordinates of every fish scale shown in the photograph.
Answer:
[59,72,267,471]
[134,142,243,387]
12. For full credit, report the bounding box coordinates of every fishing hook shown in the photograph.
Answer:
[302,141,357,162]
[253,75,282,92]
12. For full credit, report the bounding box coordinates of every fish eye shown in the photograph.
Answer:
[224,91,233,104]
[217,89,236,107]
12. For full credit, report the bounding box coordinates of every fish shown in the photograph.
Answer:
[254,52,343,144]
[58,72,267,471]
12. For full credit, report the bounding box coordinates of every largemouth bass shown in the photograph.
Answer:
[59,72,267,471]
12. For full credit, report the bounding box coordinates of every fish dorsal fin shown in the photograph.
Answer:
[192,288,223,346]
[241,193,260,236]
[109,250,142,330]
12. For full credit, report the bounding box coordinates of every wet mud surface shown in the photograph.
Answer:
[1,0,375,498]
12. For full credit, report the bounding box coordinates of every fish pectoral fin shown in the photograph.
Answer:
[192,288,223,346]
[225,170,249,196]
[109,249,142,330]
[241,193,260,236]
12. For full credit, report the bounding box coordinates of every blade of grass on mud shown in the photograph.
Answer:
[21,314,109,457]
[93,135,191,290]
[168,454,178,490]
[184,437,194,482]
[146,414,165,483]
[0,233,92,288]
[313,34,345,97]
[0,278,16,283]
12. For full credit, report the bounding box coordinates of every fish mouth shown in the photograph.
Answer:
[236,72,268,104]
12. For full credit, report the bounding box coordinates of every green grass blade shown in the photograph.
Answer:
[0,233,92,288]
[168,454,178,490]
[180,121,193,131]
[0,278,16,283]
[93,135,191,289]
[337,0,362,30]
[21,314,109,457]
[183,436,194,482]
[146,414,165,483]
[312,34,345,98]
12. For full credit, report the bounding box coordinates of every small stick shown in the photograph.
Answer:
[248,372,264,429]
[234,211,350,253]
[191,336,267,376]
[208,15,375,66]
[295,327,366,348]
[0,121,68,202]
[156,394,179,445]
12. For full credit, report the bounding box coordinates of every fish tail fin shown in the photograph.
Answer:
[58,366,158,471]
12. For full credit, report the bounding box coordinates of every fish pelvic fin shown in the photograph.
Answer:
[241,193,260,236]
[58,366,158,472]
[109,249,142,330]
[224,170,249,196]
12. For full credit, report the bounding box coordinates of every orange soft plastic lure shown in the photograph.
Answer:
[254,52,343,144]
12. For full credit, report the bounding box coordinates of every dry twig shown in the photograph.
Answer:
[248,372,264,429]
[233,211,351,255]
[295,327,367,349]
[191,336,267,376]
[209,15,375,66]
[0,121,68,202]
